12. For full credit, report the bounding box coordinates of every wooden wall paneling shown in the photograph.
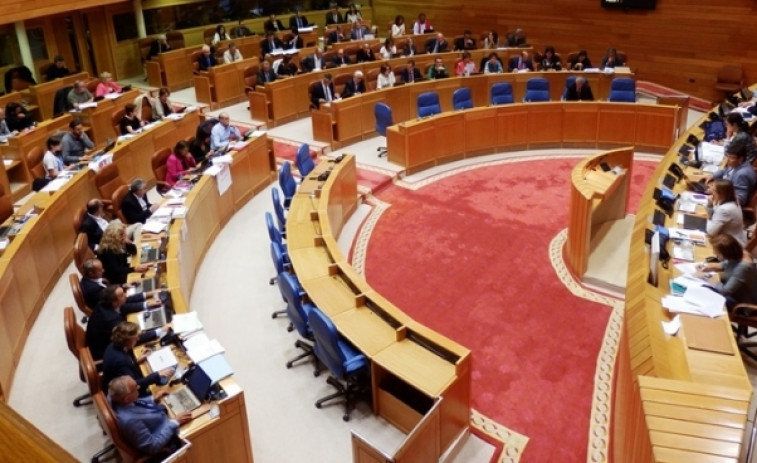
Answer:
[84,7,117,79]
[597,106,637,148]
[0,266,26,386]
[562,103,600,147]
[526,102,563,148]
[464,108,498,156]
[495,105,529,151]
[3,0,124,26]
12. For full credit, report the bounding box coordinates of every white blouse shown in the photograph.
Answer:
[376,72,395,90]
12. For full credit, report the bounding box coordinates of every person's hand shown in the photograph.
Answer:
[138,348,152,363]
[147,299,162,308]
[153,390,169,401]
[176,411,192,425]
[81,153,93,161]
[135,264,149,273]
[159,368,174,379]
[150,204,159,213]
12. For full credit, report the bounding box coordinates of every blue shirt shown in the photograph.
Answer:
[713,161,756,206]
[210,122,242,150]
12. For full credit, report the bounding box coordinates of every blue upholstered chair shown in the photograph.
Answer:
[561,76,577,101]
[278,272,319,370]
[265,211,284,249]
[608,77,636,102]
[271,188,286,237]
[490,82,514,105]
[269,241,291,321]
[417,91,442,118]
[452,87,473,110]
[278,161,296,209]
[295,143,315,177]
[374,102,393,158]
[523,77,550,102]
[308,307,368,421]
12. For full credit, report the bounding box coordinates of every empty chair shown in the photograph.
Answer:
[608,77,636,103]
[374,102,393,158]
[63,306,92,407]
[73,233,95,275]
[265,211,284,249]
[295,143,315,177]
[309,307,368,421]
[561,76,577,101]
[270,241,291,321]
[111,184,130,224]
[452,87,473,110]
[150,147,172,194]
[524,78,550,102]
[490,82,514,105]
[714,64,744,96]
[417,91,442,118]
[271,188,287,236]
[278,161,297,209]
[69,273,93,320]
[94,163,125,205]
[278,272,319,371]
[0,184,13,224]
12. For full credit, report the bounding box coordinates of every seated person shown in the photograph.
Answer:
[284,28,303,50]
[97,222,150,285]
[262,31,284,56]
[722,113,756,164]
[342,71,366,98]
[412,13,433,35]
[86,285,158,360]
[707,142,756,207]
[311,74,339,109]
[102,322,173,396]
[328,25,347,46]
[46,55,70,81]
[350,20,370,40]
[564,77,594,101]
[401,60,422,83]
[153,87,178,120]
[80,199,131,250]
[508,51,534,72]
[482,53,503,74]
[264,15,285,33]
[147,35,170,61]
[699,234,757,309]
[210,112,241,151]
[120,103,146,135]
[277,55,299,77]
[95,72,122,97]
[376,64,396,89]
[223,42,243,64]
[121,179,158,225]
[0,108,14,136]
[481,31,499,49]
[189,132,213,163]
[61,118,94,164]
[197,45,217,71]
[301,49,326,72]
[600,48,624,69]
[165,140,197,188]
[403,40,419,57]
[427,57,449,80]
[379,38,397,60]
[424,33,448,54]
[325,7,343,25]
[356,43,376,63]
[706,179,747,246]
[67,80,94,110]
[454,30,477,51]
[42,135,66,179]
[211,25,230,46]
[5,102,34,132]
[391,15,406,37]
[231,20,253,38]
[506,28,527,47]
[109,375,191,457]
[332,49,352,67]
[257,60,278,85]
[540,46,562,71]
[346,4,363,24]
[568,50,592,70]
[289,10,310,30]
[455,52,477,76]
[80,258,155,311]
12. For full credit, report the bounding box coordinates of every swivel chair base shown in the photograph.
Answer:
[91,443,115,463]
[285,339,315,369]
[315,376,363,422]
[73,391,92,407]
[377,146,387,158]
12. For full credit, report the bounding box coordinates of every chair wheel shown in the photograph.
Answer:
[287,324,294,332]
[343,414,350,422]
[315,402,322,409]
[313,369,320,377]
[286,361,293,368]
[271,313,276,318]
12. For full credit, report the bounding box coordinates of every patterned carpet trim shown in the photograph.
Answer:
[471,410,529,463]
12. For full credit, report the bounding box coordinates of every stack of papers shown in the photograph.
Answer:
[142,220,168,234]
[199,354,234,383]
[700,142,724,165]
[184,332,225,363]
[152,206,187,220]
[147,346,179,371]
[41,177,72,192]
[172,312,203,334]
[668,228,706,244]
[165,113,184,121]
[104,92,121,100]
[662,285,725,318]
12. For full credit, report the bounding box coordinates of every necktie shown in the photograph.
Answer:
[433,43,438,53]
[519,59,524,70]
[297,18,302,28]
[324,84,331,102]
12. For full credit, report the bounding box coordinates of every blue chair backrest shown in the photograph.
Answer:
[265,211,283,247]
[490,82,514,105]
[374,103,393,137]
[562,76,577,100]
[452,87,473,110]
[270,241,289,274]
[524,78,550,102]
[295,143,315,177]
[278,162,296,205]
[271,188,286,233]
[608,77,636,102]
[417,91,441,118]
[278,272,311,339]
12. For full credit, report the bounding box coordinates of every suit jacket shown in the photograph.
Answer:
[508,56,534,72]
[262,37,284,56]
[350,26,369,41]
[311,82,336,109]
[355,49,376,63]
[197,54,216,72]
[147,40,170,61]
[97,242,137,285]
[264,19,285,32]
[284,36,303,50]
[325,12,344,25]
[122,192,152,224]
[113,399,179,456]
[289,15,309,30]
[332,55,352,67]
[301,54,325,72]
[424,38,448,54]
[506,34,527,47]
[86,305,158,360]
[102,344,160,395]
[402,43,419,56]
[564,84,594,101]
[327,30,346,46]
[400,67,422,83]
[80,214,103,249]
[453,37,477,51]
[257,69,277,85]
[80,277,146,314]
[342,79,366,99]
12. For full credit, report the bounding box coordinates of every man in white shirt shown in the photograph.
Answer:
[223,42,243,64]
[210,113,241,150]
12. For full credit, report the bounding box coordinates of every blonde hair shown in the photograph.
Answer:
[111,321,140,347]
[100,72,112,80]
[99,221,126,254]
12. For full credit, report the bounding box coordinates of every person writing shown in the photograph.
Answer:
[698,234,757,309]
[95,72,122,97]
[311,74,338,109]
[165,140,197,188]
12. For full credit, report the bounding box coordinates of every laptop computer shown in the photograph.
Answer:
[140,246,160,264]
[662,173,676,189]
[682,214,707,232]
[652,209,666,226]
[138,306,168,331]
[163,366,213,415]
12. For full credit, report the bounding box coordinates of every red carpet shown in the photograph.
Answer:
[363,157,657,462]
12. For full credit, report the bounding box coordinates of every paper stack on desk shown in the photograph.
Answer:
[147,346,178,371]
[142,220,168,234]
[184,332,225,363]
[662,285,725,318]
[172,312,203,334]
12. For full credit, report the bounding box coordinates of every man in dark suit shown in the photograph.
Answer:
[342,71,366,99]
[147,35,171,61]
[453,30,477,51]
[311,74,338,109]
[86,285,163,360]
[109,376,191,456]
[121,178,157,225]
[400,60,422,83]
[264,14,285,33]
[284,28,303,50]
[327,25,346,46]
[197,45,217,71]
[350,21,370,40]
[506,28,528,47]
[325,7,343,25]
[231,20,253,38]
[289,11,310,30]
[46,55,71,81]
[257,60,278,85]
[402,41,419,57]
[564,77,595,101]
[508,51,534,72]
[332,48,352,67]
[102,322,173,395]
[301,49,326,73]
[261,32,284,56]
[424,33,448,54]
[79,199,108,249]
[355,43,376,63]
[80,258,156,314]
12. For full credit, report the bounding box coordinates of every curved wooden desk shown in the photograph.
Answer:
[386,102,678,174]
[287,155,471,463]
